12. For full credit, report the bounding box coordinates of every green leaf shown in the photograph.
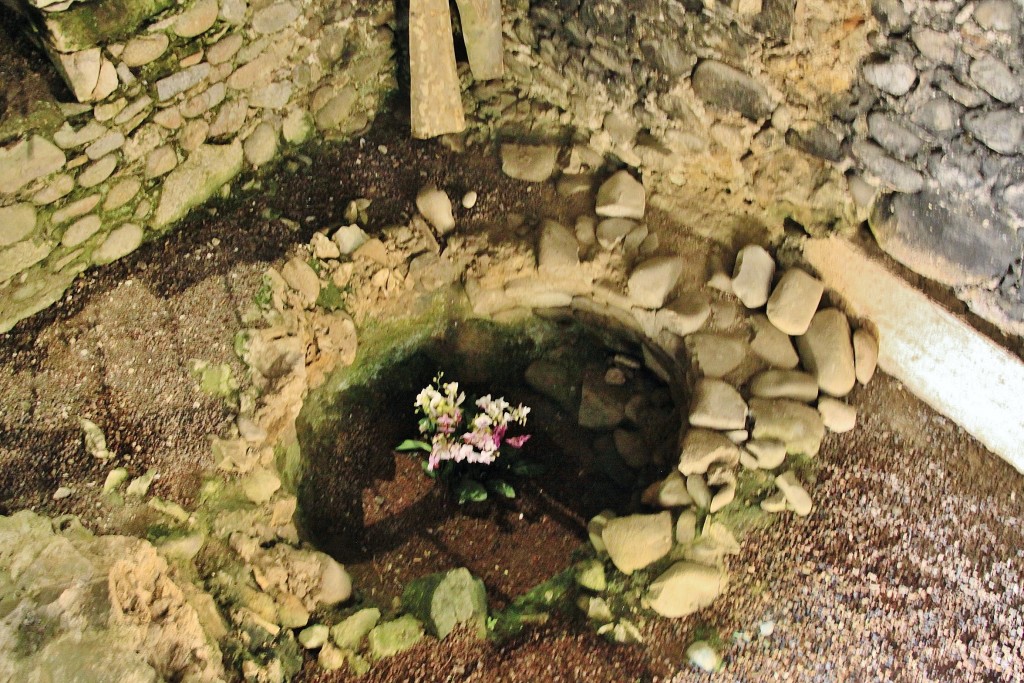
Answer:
[511,460,545,477]
[486,479,516,499]
[316,281,346,311]
[396,439,431,452]
[457,479,488,504]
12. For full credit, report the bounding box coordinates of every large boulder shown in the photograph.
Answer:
[601,512,673,575]
[646,561,729,618]
[402,568,487,640]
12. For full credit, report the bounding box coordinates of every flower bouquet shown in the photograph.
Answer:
[396,374,538,504]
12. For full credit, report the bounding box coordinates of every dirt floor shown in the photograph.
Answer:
[0,93,1022,682]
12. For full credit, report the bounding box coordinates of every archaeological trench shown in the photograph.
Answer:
[1,0,1023,680]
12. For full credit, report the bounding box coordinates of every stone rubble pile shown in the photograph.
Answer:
[0,0,396,333]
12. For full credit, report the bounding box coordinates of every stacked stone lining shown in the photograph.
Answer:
[0,0,396,333]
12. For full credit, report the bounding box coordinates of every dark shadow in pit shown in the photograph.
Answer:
[294,317,657,606]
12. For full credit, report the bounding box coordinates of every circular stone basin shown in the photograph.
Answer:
[295,312,685,608]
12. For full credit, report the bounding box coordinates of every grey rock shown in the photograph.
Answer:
[754,0,796,43]
[745,439,787,469]
[578,370,628,430]
[869,190,1015,286]
[114,95,154,126]
[613,428,649,469]
[927,147,986,192]
[0,240,52,282]
[868,113,924,159]
[766,268,824,336]
[818,397,857,432]
[871,0,911,34]
[401,568,486,640]
[749,398,826,457]
[332,224,369,254]
[154,142,244,227]
[181,83,226,118]
[749,314,800,369]
[686,333,748,379]
[173,0,218,38]
[0,135,66,195]
[911,28,956,64]
[298,624,329,649]
[689,379,747,431]
[94,223,143,264]
[628,256,684,309]
[853,328,879,384]
[525,359,576,411]
[122,33,169,67]
[974,0,1016,31]
[281,257,321,306]
[144,146,177,179]
[500,143,558,183]
[368,616,424,659]
[692,60,775,120]
[85,131,125,160]
[657,293,711,337]
[970,56,1020,104]
[156,63,211,101]
[647,561,728,618]
[686,473,712,509]
[253,2,299,34]
[416,185,456,235]
[773,470,813,516]
[208,33,244,65]
[53,120,107,149]
[795,309,856,397]
[315,87,358,131]
[602,512,673,575]
[852,140,924,192]
[964,109,1024,154]
[79,155,119,188]
[596,218,636,250]
[52,195,100,225]
[749,369,819,402]
[0,204,37,246]
[596,171,646,219]
[243,122,279,167]
[936,71,988,108]
[538,220,580,275]
[731,244,775,308]
[209,99,249,137]
[785,125,843,162]
[863,60,917,96]
[220,0,247,24]
[645,37,696,78]
[331,608,381,650]
[910,96,963,134]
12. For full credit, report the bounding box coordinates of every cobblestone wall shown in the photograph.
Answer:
[0,0,395,332]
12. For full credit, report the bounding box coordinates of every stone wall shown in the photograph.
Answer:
[3,0,1023,339]
[0,0,395,332]
[457,0,872,242]
[852,0,1024,335]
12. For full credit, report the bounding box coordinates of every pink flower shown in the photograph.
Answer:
[505,434,531,449]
